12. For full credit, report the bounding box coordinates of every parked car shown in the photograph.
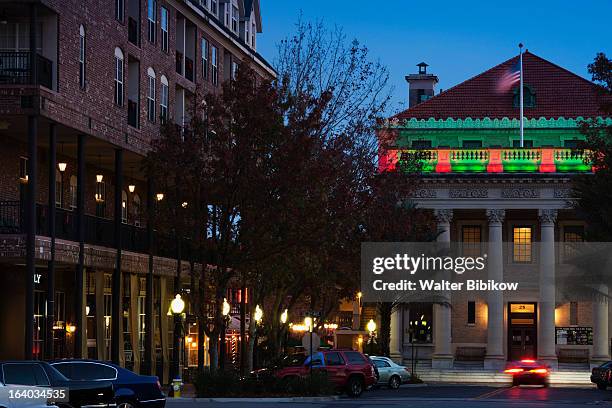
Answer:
[0,382,50,408]
[591,361,612,390]
[0,361,114,408]
[370,356,411,389]
[275,349,377,397]
[51,360,165,408]
[504,359,550,387]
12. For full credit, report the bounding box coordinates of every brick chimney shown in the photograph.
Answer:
[405,62,439,107]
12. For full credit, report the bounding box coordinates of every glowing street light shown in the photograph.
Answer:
[222,298,231,317]
[367,319,377,334]
[280,309,288,324]
[170,294,185,315]
[254,305,263,324]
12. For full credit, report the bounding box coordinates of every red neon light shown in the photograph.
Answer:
[487,149,503,173]
[538,148,556,173]
[435,149,451,173]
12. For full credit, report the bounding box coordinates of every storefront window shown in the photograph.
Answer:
[513,226,532,263]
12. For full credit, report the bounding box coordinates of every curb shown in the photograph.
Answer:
[169,396,340,402]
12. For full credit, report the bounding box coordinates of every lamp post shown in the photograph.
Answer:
[253,305,263,368]
[280,309,288,355]
[170,294,185,389]
[220,298,230,370]
[366,319,377,355]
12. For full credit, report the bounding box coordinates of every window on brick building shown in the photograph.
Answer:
[69,176,77,209]
[147,67,156,122]
[160,7,168,52]
[231,5,238,33]
[133,194,141,226]
[211,45,218,86]
[114,48,124,106]
[147,0,157,44]
[79,25,86,89]
[245,19,250,46]
[224,3,230,26]
[201,38,209,80]
[251,22,256,49]
[55,169,63,207]
[160,75,168,124]
[231,60,238,80]
[467,301,476,325]
[115,0,124,22]
[211,0,218,17]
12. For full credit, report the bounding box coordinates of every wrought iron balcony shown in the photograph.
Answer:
[0,51,53,89]
[380,148,592,174]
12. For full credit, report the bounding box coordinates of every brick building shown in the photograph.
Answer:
[377,52,612,371]
[0,0,273,382]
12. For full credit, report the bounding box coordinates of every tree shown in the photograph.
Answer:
[572,53,612,240]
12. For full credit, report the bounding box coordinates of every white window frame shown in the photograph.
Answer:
[160,75,168,124]
[114,48,124,107]
[160,7,168,52]
[231,5,238,33]
[211,45,218,86]
[147,67,156,123]
[115,0,124,22]
[210,0,218,16]
[147,0,157,43]
[79,25,86,89]
[201,38,209,80]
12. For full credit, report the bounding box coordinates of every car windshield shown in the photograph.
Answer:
[280,354,307,367]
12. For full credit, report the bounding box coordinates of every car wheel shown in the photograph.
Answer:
[346,376,364,398]
[388,375,401,389]
[116,400,136,408]
[597,383,607,390]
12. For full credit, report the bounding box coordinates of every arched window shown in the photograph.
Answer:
[160,75,168,124]
[121,190,128,223]
[147,67,156,122]
[79,25,86,89]
[69,175,77,209]
[513,85,536,108]
[133,194,141,226]
[114,47,124,106]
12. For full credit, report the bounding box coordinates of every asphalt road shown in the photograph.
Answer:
[166,384,612,408]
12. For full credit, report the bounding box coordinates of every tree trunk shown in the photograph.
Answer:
[379,303,392,357]
[209,334,219,373]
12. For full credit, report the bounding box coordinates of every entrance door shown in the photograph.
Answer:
[510,327,536,360]
[507,303,537,361]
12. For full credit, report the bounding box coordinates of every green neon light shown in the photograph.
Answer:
[385,116,612,130]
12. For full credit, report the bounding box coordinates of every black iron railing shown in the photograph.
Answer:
[0,52,53,89]
[336,311,354,329]
[0,200,190,259]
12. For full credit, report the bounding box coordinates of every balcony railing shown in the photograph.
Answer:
[0,51,53,89]
[0,201,187,259]
[384,148,592,174]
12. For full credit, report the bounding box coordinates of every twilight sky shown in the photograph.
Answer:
[257,0,612,115]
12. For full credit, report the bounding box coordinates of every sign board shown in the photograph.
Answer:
[555,327,593,345]
[301,333,320,355]
[510,304,535,313]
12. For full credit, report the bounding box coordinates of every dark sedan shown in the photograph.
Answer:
[51,360,165,408]
[591,361,612,390]
[0,360,114,408]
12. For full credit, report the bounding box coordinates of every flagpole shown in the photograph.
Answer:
[519,43,524,148]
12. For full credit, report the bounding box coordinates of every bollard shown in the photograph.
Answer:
[172,378,182,398]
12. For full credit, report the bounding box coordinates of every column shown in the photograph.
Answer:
[143,178,155,375]
[46,123,57,360]
[112,148,123,364]
[389,306,402,363]
[25,114,38,360]
[74,134,86,358]
[432,209,453,368]
[592,285,610,368]
[538,209,557,368]
[485,209,505,369]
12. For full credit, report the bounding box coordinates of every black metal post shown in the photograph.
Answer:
[239,283,246,376]
[171,314,181,381]
[74,134,86,358]
[112,148,123,364]
[29,3,38,86]
[46,123,57,361]
[25,114,37,360]
[144,178,154,375]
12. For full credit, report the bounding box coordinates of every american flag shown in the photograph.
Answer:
[496,60,521,93]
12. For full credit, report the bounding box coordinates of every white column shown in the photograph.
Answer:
[538,209,557,368]
[485,209,506,369]
[432,209,453,368]
[592,285,610,368]
[390,307,402,363]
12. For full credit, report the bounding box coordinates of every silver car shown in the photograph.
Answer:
[371,356,411,389]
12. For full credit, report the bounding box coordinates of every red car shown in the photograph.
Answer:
[591,361,612,390]
[504,359,550,387]
[275,349,377,397]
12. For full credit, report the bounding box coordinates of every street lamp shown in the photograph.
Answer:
[170,294,185,389]
[156,193,164,201]
[280,309,288,354]
[366,319,377,355]
[220,298,231,370]
[254,305,263,324]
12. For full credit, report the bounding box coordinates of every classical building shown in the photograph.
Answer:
[0,0,271,382]
[378,52,612,369]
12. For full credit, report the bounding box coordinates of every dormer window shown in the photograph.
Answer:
[513,85,536,108]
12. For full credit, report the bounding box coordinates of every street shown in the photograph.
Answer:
[166,385,612,408]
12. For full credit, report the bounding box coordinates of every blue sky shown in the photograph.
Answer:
[257,0,612,115]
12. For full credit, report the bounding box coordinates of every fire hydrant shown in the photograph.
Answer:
[172,378,182,398]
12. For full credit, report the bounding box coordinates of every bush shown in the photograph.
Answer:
[193,369,336,397]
